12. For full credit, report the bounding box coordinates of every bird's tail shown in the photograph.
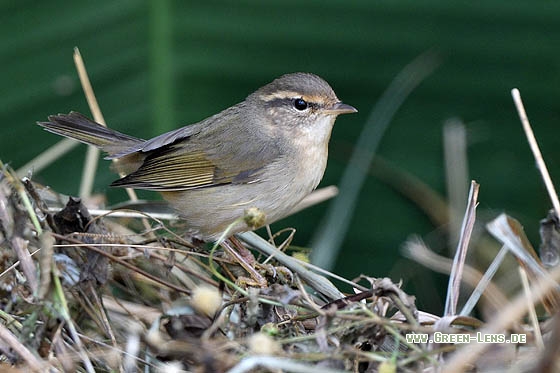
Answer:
[37,112,144,157]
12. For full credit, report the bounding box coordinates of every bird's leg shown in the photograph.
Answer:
[220,237,267,287]
[229,236,294,286]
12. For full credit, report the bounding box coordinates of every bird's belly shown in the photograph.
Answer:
[161,161,325,240]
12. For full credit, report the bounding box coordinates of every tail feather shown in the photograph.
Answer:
[38,112,144,157]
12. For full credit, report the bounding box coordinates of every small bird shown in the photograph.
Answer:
[39,73,357,240]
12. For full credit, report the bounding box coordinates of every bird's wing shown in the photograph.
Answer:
[110,105,281,191]
[111,143,211,190]
[110,141,278,191]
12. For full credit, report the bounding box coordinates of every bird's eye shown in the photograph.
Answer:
[293,98,308,111]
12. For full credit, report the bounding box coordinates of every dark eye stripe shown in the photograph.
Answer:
[261,97,317,111]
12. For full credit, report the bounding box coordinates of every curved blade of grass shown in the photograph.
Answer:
[310,51,440,269]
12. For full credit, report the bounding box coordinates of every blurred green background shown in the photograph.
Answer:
[2,1,559,313]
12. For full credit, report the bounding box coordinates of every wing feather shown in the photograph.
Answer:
[111,147,217,190]
[110,103,281,191]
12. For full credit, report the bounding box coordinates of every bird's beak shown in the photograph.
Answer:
[324,102,358,115]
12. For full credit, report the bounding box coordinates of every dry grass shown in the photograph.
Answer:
[1,153,560,372]
[0,166,435,372]
[2,54,560,372]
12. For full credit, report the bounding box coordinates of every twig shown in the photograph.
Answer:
[2,166,40,293]
[518,267,544,350]
[511,88,560,219]
[227,356,348,373]
[460,245,508,316]
[444,180,479,316]
[73,48,103,199]
[51,266,95,373]
[290,186,338,215]
[486,214,554,282]
[0,323,47,372]
[402,238,509,312]
[73,47,154,235]
[16,138,79,178]
[238,232,344,301]
[73,48,104,125]
[442,258,560,372]
[48,207,176,220]
[73,48,145,213]
[50,232,191,295]
[443,118,468,248]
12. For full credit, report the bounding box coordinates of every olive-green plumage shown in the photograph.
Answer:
[38,72,356,240]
